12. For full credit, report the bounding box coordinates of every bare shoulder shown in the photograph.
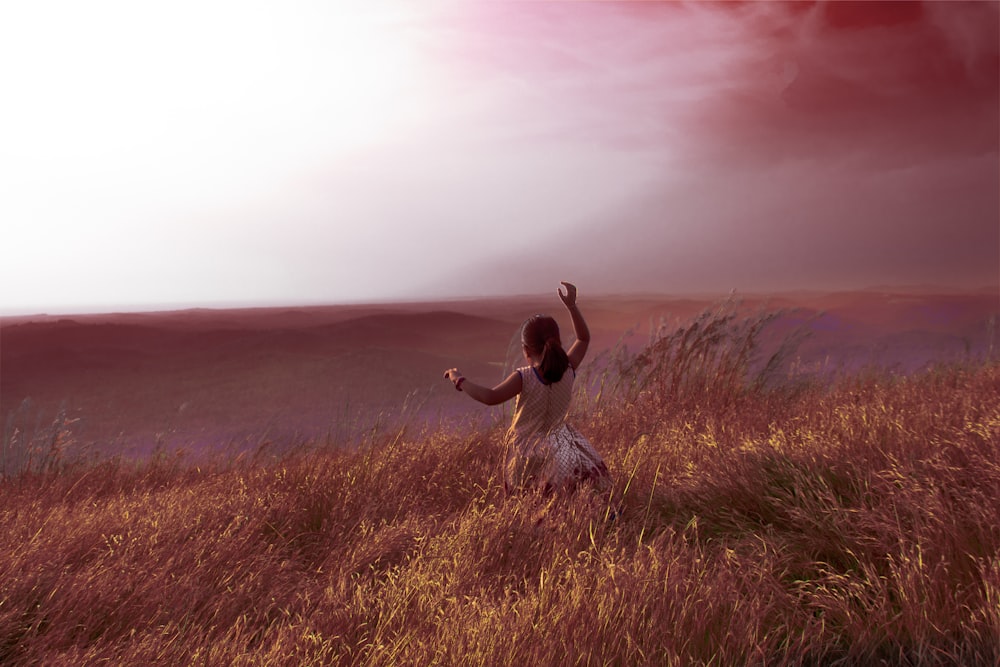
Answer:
[567,339,589,369]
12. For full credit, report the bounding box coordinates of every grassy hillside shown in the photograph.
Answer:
[1,310,998,665]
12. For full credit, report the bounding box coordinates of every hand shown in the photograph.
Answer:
[558,281,578,308]
[443,368,462,383]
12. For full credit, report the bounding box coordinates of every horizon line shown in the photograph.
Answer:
[2,283,998,320]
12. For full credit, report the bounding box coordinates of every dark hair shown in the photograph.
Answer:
[521,314,569,384]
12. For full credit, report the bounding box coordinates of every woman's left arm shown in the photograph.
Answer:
[444,369,522,406]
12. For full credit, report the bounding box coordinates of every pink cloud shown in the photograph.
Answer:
[416,1,998,297]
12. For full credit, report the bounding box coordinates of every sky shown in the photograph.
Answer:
[1,0,998,315]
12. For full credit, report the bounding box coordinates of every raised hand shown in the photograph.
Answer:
[558,281,578,308]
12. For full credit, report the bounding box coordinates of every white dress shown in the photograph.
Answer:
[503,364,610,494]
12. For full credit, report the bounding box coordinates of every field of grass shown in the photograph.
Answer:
[1,308,998,665]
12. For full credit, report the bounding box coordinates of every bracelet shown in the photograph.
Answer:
[455,377,466,391]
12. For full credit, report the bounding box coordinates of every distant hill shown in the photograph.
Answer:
[2,288,996,458]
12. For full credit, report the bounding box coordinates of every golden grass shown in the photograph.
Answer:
[2,311,998,665]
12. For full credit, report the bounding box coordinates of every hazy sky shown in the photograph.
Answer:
[2,1,997,314]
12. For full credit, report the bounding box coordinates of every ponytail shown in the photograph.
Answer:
[522,315,570,384]
[539,337,570,384]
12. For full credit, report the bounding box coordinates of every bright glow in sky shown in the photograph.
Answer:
[2,1,997,314]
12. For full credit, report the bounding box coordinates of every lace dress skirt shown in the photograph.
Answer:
[505,423,611,495]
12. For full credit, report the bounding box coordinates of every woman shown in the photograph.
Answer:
[444,282,611,495]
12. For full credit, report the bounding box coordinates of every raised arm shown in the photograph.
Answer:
[559,281,590,369]
[443,368,522,406]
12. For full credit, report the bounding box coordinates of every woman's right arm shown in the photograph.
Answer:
[559,282,590,369]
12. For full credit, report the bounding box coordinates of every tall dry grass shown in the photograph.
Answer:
[1,306,998,665]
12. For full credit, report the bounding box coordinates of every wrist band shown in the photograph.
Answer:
[455,377,466,391]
